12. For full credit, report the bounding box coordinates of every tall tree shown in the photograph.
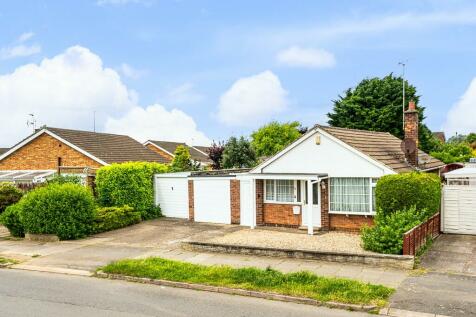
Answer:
[327,74,437,153]
[251,121,303,158]
[207,141,225,170]
[170,145,198,172]
[222,136,256,169]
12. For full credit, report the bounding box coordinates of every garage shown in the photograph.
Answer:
[154,173,190,219]
[442,162,476,235]
[193,178,231,224]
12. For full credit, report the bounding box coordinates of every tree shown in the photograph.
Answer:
[208,141,225,170]
[222,136,256,169]
[251,121,303,158]
[430,142,473,164]
[170,145,198,172]
[327,73,437,153]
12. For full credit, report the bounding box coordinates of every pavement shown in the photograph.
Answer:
[0,269,372,317]
[389,234,476,317]
[0,219,408,288]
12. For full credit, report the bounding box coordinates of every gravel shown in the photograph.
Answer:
[207,229,375,254]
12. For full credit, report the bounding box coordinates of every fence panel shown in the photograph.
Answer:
[403,213,440,256]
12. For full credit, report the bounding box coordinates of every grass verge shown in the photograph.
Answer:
[0,256,18,265]
[101,257,394,307]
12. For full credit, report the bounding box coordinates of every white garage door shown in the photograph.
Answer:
[194,178,231,224]
[239,179,253,226]
[443,186,476,235]
[155,175,189,219]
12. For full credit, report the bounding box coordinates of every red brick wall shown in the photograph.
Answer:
[188,180,194,221]
[230,180,240,224]
[404,101,419,166]
[263,203,301,227]
[320,179,330,230]
[329,214,374,232]
[146,144,173,163]
[255,179,264,225]
[0,133,102,170]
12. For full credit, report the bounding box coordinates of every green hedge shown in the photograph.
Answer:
[0,182,23,214]
[95,162,168,220]
[376,172,441,216]
[361,206,431,254]
[21,184,96,240]
[0,203,25,238]
[93,205,141,233]
[47,175,83,185]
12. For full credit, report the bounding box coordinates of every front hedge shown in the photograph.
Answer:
[375,172,441,216]
[95,162,168,220]
[0,203,25,238]
[93,205,141,233]
[21,183,96,240]
[0,182,23,214]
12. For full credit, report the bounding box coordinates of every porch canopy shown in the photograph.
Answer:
[0,170,56,183]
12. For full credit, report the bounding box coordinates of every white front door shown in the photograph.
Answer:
[301,182,321,227]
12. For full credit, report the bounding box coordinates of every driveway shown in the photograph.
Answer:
[389,234,476,317]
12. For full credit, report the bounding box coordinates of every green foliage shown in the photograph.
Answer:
[0,182,23,214]
[251,121,303,158]
[170,145,198,172]
[327,73,437,153]
[361,206,430,254]
[222,136,257,168]
[92,205,141,234]
[430,137,474,163]
[0,203,25,238]
[47,174,83,185]
[376,172,441,216]
[102,257,393,306]
[20,184,96,240]
[95,162,168,220]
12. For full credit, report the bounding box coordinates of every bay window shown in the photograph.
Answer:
[330,178,377,214]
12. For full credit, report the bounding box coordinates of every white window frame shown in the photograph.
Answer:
[329,177,378,216]
[264,179,301,204]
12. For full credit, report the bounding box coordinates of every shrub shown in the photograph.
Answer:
[0,182,23,214]
[0,203,25,238]
[21,183,96,240]
[361,206,430,254]
[375,172,441,216]
[95,162,168,220]
[47,174,83,185]
[92,205,141,233]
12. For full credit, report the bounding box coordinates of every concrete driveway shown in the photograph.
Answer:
[390,234,476,317]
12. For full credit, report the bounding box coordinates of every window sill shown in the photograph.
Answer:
[329,211,376,216]
[264,200,302,205]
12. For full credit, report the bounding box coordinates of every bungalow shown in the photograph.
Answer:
[0,127,167,183]
[144,140,212,166]
[155,101,445,233]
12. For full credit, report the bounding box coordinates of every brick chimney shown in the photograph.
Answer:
[404,100,419,166]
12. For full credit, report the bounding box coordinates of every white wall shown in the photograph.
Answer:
[257,130,394,177]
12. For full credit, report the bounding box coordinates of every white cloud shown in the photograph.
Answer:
[0,32,41,60]
[276,46,335,68]
[117,63,147,79]
[164,82,204,105]
[444,78,476,135]
[0,45,209,147]
[216,70,288,127]
[105,104,211,145]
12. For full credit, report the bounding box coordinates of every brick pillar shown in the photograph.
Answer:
[404,100,419,166]
[188,180,194,221]
[230,180,240,224]
[255,179,264,225]
[320,179,330,231]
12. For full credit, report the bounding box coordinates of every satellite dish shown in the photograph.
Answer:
[401,139,417,155]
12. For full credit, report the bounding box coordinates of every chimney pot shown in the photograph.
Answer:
[408,100,416,111]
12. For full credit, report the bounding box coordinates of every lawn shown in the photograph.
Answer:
[101,257,394,307]
[0,256,17,265]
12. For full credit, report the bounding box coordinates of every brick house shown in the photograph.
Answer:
[0,127,167,183]
[155,101,445,233]
[144,140,212,166]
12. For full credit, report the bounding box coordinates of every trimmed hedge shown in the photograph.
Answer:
[93,206,141,233]
[0,182,23,214]
[361,206,431,254]
[0,203,25,238]
[95,162,168,220]
[21,184,96,240]
[375,172,441,216]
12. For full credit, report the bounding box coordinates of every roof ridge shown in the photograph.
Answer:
[46,126,133,139]
[316,124,393,135]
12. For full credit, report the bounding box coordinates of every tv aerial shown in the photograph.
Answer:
[26,113,37,132]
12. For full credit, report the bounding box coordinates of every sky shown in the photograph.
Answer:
[1,0,476,147]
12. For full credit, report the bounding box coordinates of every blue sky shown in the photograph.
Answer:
[1,0,476,147]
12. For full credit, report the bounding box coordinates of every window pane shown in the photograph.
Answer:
[265,180,274,200]
[330,178,370,213]
[372,186,376,212]
[276,180,293,202]
[313,183,319,205]
[296,180,301,202]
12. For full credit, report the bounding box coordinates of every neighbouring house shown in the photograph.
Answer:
[155,101,445,233]
[433,131,446,143]
[0,127,167,184]
[144,140,212,166]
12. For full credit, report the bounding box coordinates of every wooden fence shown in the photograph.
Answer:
[402,213,440,256]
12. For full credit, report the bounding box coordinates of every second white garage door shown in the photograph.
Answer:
[194,178,231,224]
